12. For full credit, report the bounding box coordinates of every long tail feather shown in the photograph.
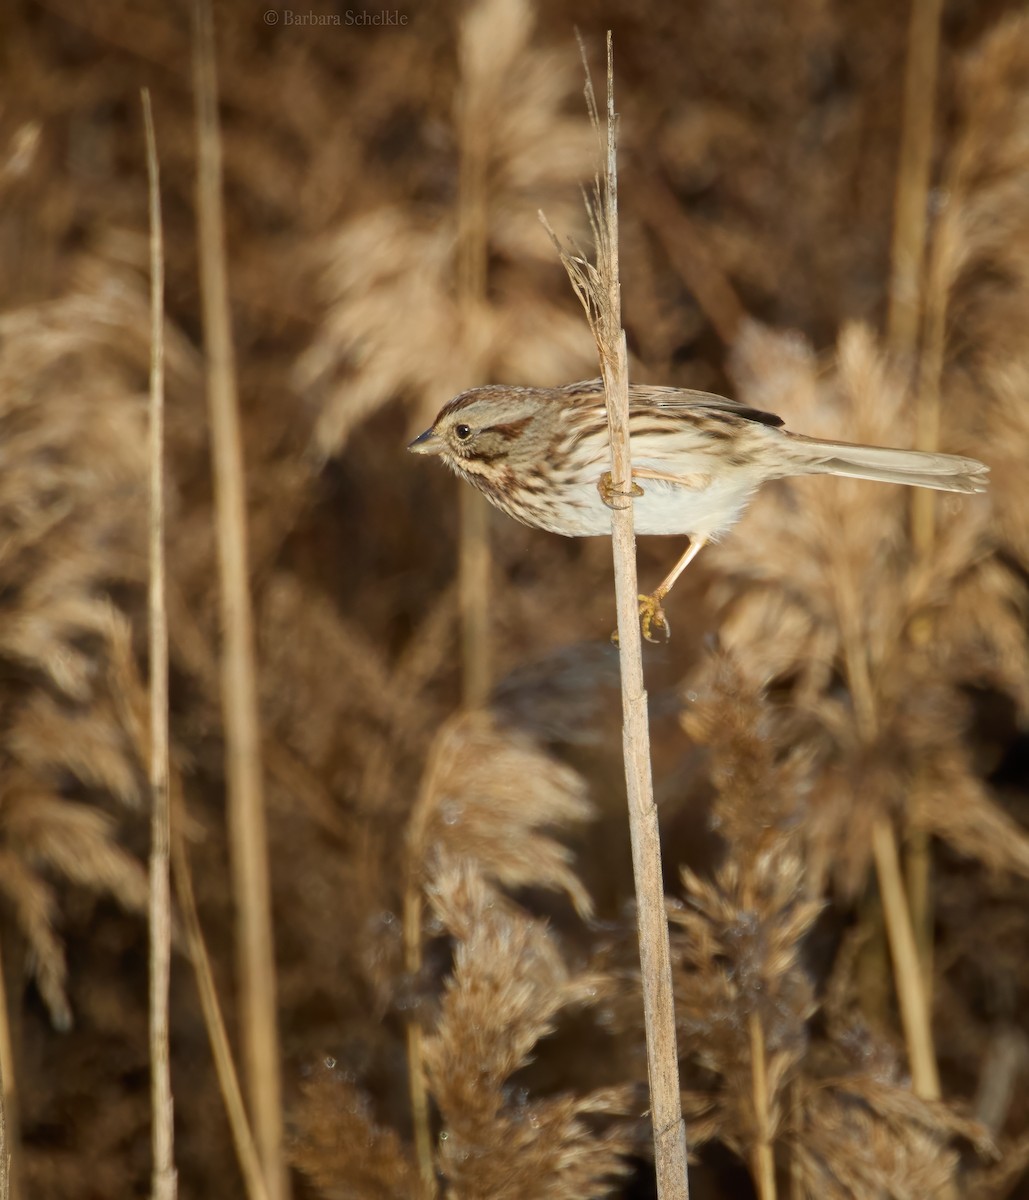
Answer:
[787,433,989,494]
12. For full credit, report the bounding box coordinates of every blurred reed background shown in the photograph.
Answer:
[0,0,1027,1196]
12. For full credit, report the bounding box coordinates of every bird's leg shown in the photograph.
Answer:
[597,472,644,509]
[638,536,709,642]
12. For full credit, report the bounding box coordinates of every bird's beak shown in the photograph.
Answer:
[408,427,443,455]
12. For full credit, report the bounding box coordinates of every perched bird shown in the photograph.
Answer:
[409,378,989,638]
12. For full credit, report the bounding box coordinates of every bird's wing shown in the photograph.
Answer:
[630,385,785,429]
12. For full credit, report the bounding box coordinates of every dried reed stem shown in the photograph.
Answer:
[787,1078,801,1200]
[974,1026,1027,1134]
[903,815,934,982]
[457,469,491,707]
[402,721,436,1198]
[0,1067,7,1200]
[402,883,436,1200]
[903,7,958,991]
[455,48,492,708]
[887,0,944,355]
[142,87,177,1200]
[544,35,689,1197]
[892,0,946,1000]
[838,510,947,1110]
[191,4,287,1197]
[892,0,944,568]
[403,747,436,1198]
[841,607,943,1108]
[749,1012,777,1200]
[396,31,501,1190]
[887,0,953,1075]
[871,817,941,1100]
[402,727,454,1198]
[170,797,271,1200]
[0,934,18,1200]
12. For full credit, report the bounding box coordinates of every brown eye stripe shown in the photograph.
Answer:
[487,417,533,440]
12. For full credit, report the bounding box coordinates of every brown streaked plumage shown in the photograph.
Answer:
[409,379,989,637]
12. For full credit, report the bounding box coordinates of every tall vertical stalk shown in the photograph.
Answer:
[544,35,689,1199]
[142,87,177,1200]
[887,0,944,357]
[840,626,943,1105]
[0,1060,8,1200]
[399,25,499,1194]
[881,0,947,1103]
[0,934,19,1200]
[749,1012,777,1200]
[191,4,287,1197]
[455,23,492,708]
[888,0,946,989]
[170,786,270,1200]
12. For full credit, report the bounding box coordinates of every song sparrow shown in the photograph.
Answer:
[409,379,989,639]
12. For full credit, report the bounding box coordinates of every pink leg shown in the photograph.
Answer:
[653,536,709,601]
[639,536,709,642]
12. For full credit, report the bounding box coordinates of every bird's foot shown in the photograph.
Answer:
[609,592,672,644]
[638,592,670,643]
[597,472,644,510]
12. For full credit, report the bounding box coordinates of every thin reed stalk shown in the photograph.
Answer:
[455,25,492,708]
[457,471,491,707]
[787,1078,801,1200]
[142,87,177,1200]
[402,884,436,1200]
[403,740,438,1199]
[544,35,689,1198]
[170,794,271,1200]
[871,818,942,1100]
[191,4,287,1197]
[887,0,944,356]
[402,673,440,1199]
[905,84,963,996]
[398,22,500,1187]
[749,1012,777,1200]
[840,615,943,1106]
[889,0,947,593]
[891,0,947,996]
[0,1068,7,1200]
[0,935,18,1200]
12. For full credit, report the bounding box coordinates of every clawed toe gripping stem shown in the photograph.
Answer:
[598,471,644,509]
[638,591,670,642]
[610,591,670,645]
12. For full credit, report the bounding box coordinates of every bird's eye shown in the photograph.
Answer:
[454,423,472,442]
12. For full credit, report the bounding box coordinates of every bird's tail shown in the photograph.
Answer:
[786,433,989,494]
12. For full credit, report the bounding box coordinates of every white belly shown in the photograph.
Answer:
[546,464,757,540]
